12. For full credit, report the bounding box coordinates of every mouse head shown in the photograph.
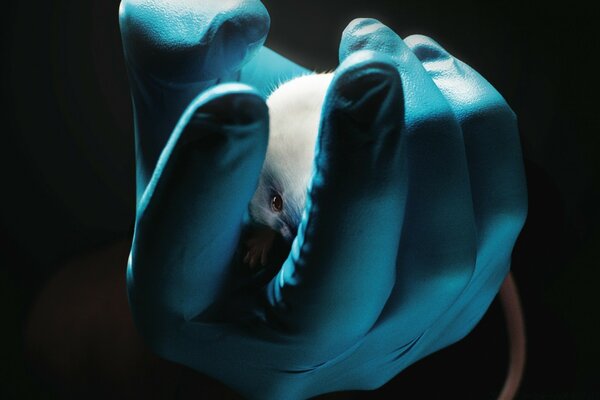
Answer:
[248,73,333,242]
[248,162,306,242]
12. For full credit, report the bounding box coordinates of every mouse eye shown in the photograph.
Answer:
[271,194,283,213]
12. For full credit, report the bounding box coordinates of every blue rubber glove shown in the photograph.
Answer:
[121,1,527,399]
[119,0,307,201]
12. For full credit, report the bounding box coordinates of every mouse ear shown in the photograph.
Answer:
[128,84,269,355]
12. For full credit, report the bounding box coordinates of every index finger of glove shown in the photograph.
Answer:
[128,84,269,346]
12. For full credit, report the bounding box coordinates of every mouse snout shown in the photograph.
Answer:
[289,224,298,240]
[280,223,298,243]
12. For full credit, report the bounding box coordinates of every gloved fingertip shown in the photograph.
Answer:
[339,18,403,63]
[120,0,270,83]
[342,18,391,43]
[233,6,271,48]
[174,84,268,154]
[330,51,401,127]
[405,34,451,63]
[187,84,268,130]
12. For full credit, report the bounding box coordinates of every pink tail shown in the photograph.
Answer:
[498,272,526,400]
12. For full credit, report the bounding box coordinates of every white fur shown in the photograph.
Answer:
[249,73,334,240]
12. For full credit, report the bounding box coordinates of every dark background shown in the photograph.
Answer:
[2,0,598,398]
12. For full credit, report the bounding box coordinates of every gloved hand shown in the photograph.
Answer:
[120,1,528,399]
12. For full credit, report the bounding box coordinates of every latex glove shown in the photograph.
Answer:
[121,1,527,399]
[119,0,307,201]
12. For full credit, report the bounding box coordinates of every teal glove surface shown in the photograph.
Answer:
[121,1,527,399]
[119,0,307,201]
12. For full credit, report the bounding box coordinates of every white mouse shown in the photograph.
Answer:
[244,72,333,267]
[243,71,525,400]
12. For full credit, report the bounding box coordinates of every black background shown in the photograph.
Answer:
[1,0,598,398]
